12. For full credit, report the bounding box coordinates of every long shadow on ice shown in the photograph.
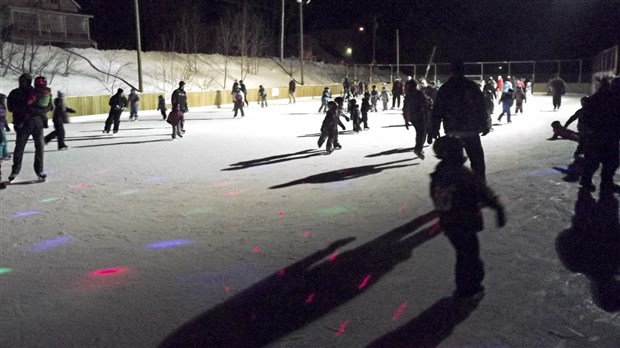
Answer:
[159,210,440,348]
[269,159,416,189]
[222,149,324,171]
[72,138,172,148]
[555,188,620,312]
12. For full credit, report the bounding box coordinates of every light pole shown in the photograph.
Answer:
[133,0,143,91]
[297,0,311,85]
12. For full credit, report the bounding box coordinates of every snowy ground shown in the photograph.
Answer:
[1,94,618,347]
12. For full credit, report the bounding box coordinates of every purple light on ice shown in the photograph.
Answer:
[14,210,41,218]
[29,235,73,252]
[145,239,192,249]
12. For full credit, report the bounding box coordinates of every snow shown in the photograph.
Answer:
[1,47,619,347]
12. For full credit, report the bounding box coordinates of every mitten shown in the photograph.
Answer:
[496,207,506,228]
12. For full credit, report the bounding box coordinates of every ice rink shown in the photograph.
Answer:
[1,94,619,347]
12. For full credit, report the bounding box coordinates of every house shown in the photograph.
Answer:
[1,0,95,47]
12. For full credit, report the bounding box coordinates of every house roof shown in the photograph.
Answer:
[71,0,81,10]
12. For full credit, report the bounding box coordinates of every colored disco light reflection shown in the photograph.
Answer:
[358,274,372,289]
[305,292,316,304]
[303,231,312,239]
[317,206,353,217]
[14,210,41,218]
[328,252,339,262]
[90,267,128,276]
[252,246,261,253]
[224,286,233,293]
[116,190,139,196]
[40,197,59,203]
[334,321,350,336]
[70,182,92,189]
[392,301,409,321]
[277,211,285,217]
[29,235,73,252]
[226,191,243,196]
[185,207,209,216]
[146,176,165,183]
[398,203,409,213]
[278,268,286,277]
[145,239,192,249]
[0,267,13,274]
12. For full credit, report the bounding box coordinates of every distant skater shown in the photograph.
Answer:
[44,91,75,150]
[103,88,128,134]
[158,95,167,120]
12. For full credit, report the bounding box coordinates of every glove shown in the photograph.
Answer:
[481,127,490,136]
[496,208,506,228]
[344,116,350,122]
[5,126,10,132]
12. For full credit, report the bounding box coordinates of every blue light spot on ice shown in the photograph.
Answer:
[145,239,193,249]
[29,235,74,252]
[14,210,41,218]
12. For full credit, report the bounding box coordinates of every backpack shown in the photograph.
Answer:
[235,92,243,102]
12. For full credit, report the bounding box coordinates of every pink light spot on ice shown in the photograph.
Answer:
[224,286,232,293]
[278,268,286,277]
[90,267,128,276]
[398,202,409,213]
[392,300,409,321]
[328,252,339,262]
[277,211,285,217]
[252,245,261,253]
[305,292,316,304]
[303,231,312,239]
[334,321,350,336]
[226,191,243,196]
[70,182,91,189]
[358,274,372,289]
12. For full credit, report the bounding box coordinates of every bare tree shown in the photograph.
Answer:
[216,9,236,90]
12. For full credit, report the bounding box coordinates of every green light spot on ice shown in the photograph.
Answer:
[0,268,13,274]
[117,190,139,196]
[40,197,59,203]
[317,206,353,216]
[185,207,210,216]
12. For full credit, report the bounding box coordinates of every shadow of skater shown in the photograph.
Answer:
[555,188,620,312]
[222,149,324,171]
[366,296,479,348]
[366,147,415,158]
[269,159,416,189]
[159,210,440,348]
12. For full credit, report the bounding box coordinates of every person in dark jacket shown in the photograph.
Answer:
[172,81,188,133]
[429,61,492,181]
[127,88,140,121]
[103,88,128,134]
[497,88,514,123]
[8,74,50,182]
[258,85,268,108]
[361,92,370,129]
[403,79,430,159]
[317,101,341,154]
[391,77,403,109]
[44,91,75,150]
[157,95,167,120]
[239,80,249,107]
[514,87,526,114]
[430,135,505,302]
[578,77,620,195]
[349,99,362,133]
[549,74,566,110]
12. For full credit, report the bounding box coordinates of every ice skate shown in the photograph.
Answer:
[37,172,47,182]
[413,148,425,160]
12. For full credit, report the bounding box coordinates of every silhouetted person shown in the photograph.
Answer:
[44,91,75,150]
[430,61,491,181]
[549,74,566,110]
[102,88,127,134]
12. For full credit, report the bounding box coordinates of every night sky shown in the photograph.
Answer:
[78,0,620,63]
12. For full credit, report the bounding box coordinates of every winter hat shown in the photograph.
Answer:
[57,91,65,98]
[433,136,466,163]
[117,88,124,94]
[179,81,185,86]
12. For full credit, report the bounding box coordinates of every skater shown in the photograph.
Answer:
[318,87,331,113]
[343,75,351,97]
[232,87,245,118]
[349,99,362,133]
[0,94,10,160]
[258,85,268,107]
[429,61,491,182]
[380,85,392,111]
[157,95,167,120]
[548,121,579,142]
[557,97,590,182]
[549,74,566,110]
[391,77,403,109]
[361,92,370,129]
[578,77,620,195]
[403,79,430,159]
[333,96,350,131]
[317,101,342,154]
[239,80,249,107]
[497,88,514,124]
[167,104,184,139]
[496,75,503,96]
[8,75,52,182]
[514,87,526,114]
[127,88,140,120]
[44,91,75,150]
[288,78,296,104]
[430,135,505,302]
[172,81,188,133]
[103,88,128,134]
[369,85,379,112]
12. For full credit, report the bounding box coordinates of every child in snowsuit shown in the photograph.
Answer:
[361,92,370,129]
[430,136,506,301]
[318,87,331,113]
[157,95,167,120]
[317,101,341,154]
[514,87,526,114]
[497,89,514,123]
[44,91,75,150]
[349,99,362,133]
[380,86,392,111]
[258,85,268,108]
[167,105,184,139]
[370,85,379,112]
[233,88,245,118]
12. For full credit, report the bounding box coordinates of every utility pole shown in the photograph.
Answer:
[134,0,143,91]
[280,0,284,62]
[299,0,304,85]
[396,29,400,79]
